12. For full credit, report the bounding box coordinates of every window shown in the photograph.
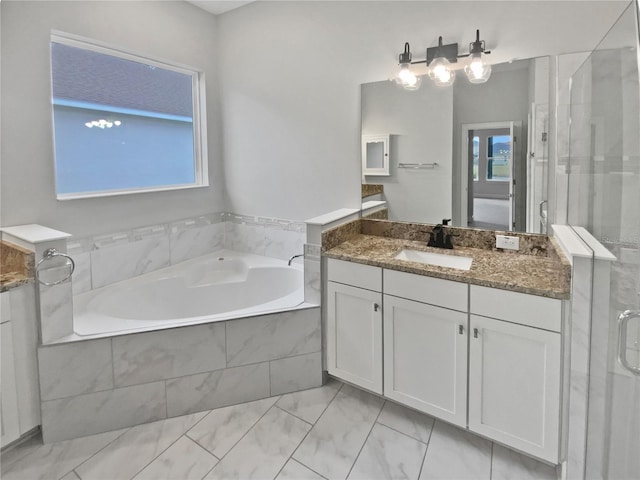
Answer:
[50,32,208,199]
[486,135,510,182]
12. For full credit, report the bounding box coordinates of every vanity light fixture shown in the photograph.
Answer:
[462,29,492,83]
[392,43,422,90]
[426,36,458,87]
[393,30,492,89]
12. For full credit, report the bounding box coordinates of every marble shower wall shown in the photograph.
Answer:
[66,212,306,296]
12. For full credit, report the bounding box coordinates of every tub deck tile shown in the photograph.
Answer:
[226,308,321,367]
[165,362,271,418]
[112,323,226,387]
[41,382,167,444]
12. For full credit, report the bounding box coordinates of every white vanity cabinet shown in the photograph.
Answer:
[383,271,468,426]
[1,319,21,447]
[468,285,562,463]
[326,259,383,394]
[1,286,41,448]
[324,259,564,464]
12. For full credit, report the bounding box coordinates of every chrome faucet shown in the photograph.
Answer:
[288,253,304,266]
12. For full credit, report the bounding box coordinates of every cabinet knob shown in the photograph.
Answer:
[458,325,464,335]
[374,303,380,312]
[473,328,479,338]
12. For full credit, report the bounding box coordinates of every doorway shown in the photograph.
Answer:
[463,124,515,230]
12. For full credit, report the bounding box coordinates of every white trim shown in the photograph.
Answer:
[50,31,201,76]
[460,121,515,229]
[570,226,617,261]
[50,31,209,200]
[57,183,209,201]
[551,224,592,265]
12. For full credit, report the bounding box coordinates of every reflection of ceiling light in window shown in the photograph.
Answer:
[85,119,122,129]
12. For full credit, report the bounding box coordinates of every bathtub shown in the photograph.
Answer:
[73,250,305,337]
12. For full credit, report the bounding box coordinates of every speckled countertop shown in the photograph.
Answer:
[1,241,35,292]
[323,220,571,300]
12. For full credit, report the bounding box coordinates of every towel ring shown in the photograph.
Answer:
[35,248,75,286]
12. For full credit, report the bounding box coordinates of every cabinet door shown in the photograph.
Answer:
[469,315,560,463]
[327,282,382,394]
[1,322,21,447]
[383,295,468,426]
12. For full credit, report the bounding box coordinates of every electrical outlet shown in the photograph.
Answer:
[496,234,520,251]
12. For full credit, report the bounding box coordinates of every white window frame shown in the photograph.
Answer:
[50,31,209,200]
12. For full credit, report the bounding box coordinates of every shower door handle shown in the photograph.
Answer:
[617,310,640,375]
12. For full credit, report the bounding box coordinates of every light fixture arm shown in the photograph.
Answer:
[399,42,412,64]
[459,29,491,58]
[426,36,459,66]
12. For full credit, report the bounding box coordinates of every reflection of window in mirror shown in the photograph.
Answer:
[472,136,479,181]
[362,134,390,176]
[487,135,511,182]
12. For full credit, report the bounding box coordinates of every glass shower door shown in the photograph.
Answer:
[567,1,640,478]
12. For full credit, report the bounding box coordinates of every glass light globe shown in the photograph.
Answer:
[428,57,455,86]
[394,63,422,90]
[464,52,492,83]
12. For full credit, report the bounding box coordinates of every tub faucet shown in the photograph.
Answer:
[288,253,304,266]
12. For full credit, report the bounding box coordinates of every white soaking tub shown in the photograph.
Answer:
[73,250,305,337]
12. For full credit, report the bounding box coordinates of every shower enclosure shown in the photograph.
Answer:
[567,1,640,478]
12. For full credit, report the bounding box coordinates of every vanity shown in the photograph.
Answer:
[322,218,570,464]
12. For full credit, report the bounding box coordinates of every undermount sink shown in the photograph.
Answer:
[394,249,473,271]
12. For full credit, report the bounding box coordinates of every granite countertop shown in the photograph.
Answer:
[324,234,570,300]
[0,272,33,292]
[1,240,35,293]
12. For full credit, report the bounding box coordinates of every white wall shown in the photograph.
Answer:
[1,1,223,237]
[217,1,628,223]
[1,1,628,237]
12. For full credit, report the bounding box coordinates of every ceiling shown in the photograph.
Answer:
[186,1,255,15]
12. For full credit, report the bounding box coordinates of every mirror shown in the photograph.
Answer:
[361,57,550,233]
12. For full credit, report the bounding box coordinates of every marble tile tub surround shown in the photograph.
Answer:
[37,307,321,443]
[1,379,558,480]
[66,211,306,295]
[0,240,35,292]
[323,218,571,299]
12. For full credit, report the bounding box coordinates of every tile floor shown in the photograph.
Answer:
[1,379,558,480]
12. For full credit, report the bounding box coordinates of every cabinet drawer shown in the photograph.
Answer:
[470,285,562,332]
[327,258,382,291]
[384,269,468,312]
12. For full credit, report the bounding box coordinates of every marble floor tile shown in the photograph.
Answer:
[204,406,311,479]
[186,396,280,458]
[348,423,427,480]
[0,428,127,480]
[293,384,384,480]
[0,433,46,473]
[75,412,207,480]
[419,421,492,480]
[60,471,82,480]
[132,436,219,480]
[276,459,327,480]
[491,444,557,480]
[276,378,342,424]
[377,401,435,445]
[3,382,568,480]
